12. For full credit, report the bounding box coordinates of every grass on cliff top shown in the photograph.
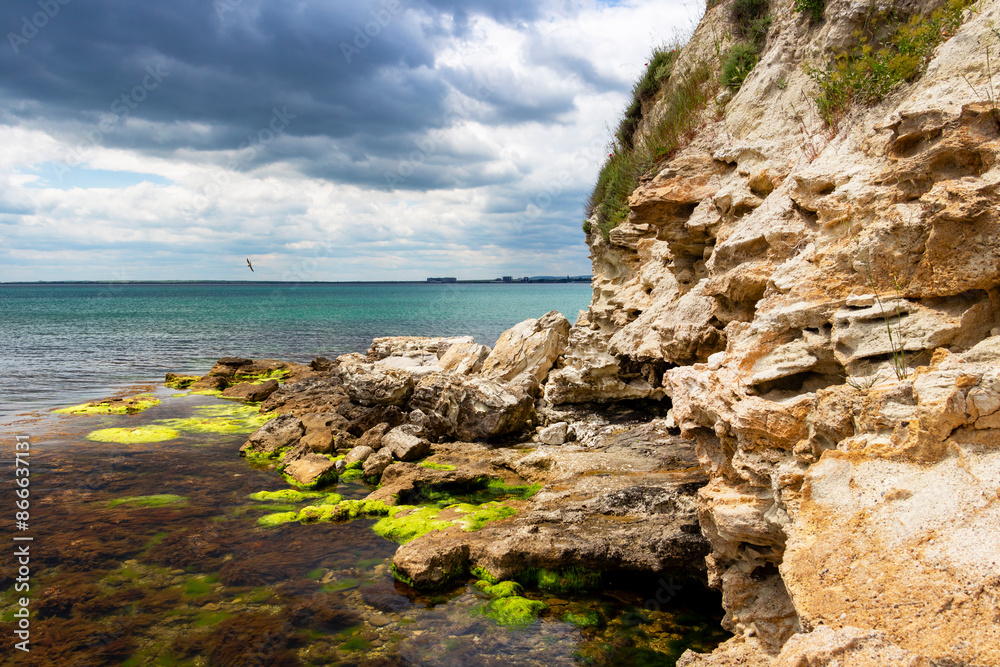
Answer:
[808,0,975,126]
[586,47,715,241]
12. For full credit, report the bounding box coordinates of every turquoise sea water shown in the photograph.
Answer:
[0,282,592,422]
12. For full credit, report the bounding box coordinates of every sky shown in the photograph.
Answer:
[0,0,701,282]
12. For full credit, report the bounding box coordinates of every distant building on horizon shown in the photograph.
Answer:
[426,277,457,283]
[501,276,513,283]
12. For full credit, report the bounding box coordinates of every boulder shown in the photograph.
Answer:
[240,414,304,457]
[392,531,470,589]
[544,327,659,404]
[298,429,336,455]
[438,342,492,375]
[283,453,337,488]
[345,445,375,465]
[362,448,393,477]
[189,375,229,391]
[409,373,535,441]
[538,422,569,445]
[339,361,415,407]
[382,427,431,462]
[221,379,280,402]
[481,311,571,383]
[356,423,390,450]
[260,377,349,415]
[207,357,253,377]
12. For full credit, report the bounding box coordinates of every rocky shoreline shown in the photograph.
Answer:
[166,313,715,603]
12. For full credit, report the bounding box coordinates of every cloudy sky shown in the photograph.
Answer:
[0,0,700,282]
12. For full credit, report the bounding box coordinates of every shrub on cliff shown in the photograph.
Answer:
[809,0,975,125]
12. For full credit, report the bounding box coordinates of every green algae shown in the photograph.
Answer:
[413,477,542,508]
[108,494,188,508]
[475,580,523,598]
[164,375,200,389]
[418,461,457,471]
[451,501,517,531]
[247,489,328,503]
[234,369,290,384]
[485,596,547,628]
[158,405,276,434]
[563,610,603,628]
[470,566,500,585]
[517,566,603,594]
[371,506,453,544]
[390,563,418,588]
[256,511,299,527]
[87,425,180,443]
[54,394,161,415]
[242,445,289,465]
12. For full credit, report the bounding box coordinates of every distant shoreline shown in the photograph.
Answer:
[1,278,593,285]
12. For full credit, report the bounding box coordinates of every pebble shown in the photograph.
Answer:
[369,614,393,628]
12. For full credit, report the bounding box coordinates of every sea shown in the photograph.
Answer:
[0,281,592,423]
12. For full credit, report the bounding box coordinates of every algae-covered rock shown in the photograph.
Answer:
[371,506,452,543]
[475,580,523,598]
[86,425,179,443]
[248,489,330,503]
[485,596,547,628]
[164,373,200,389]
[256,511,299,527]
[55,394,160,415]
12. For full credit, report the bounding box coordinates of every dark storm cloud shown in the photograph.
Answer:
[0,0,605,191]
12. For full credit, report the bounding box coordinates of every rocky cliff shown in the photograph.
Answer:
[562,0,1000,664]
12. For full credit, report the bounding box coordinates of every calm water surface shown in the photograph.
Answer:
[0,282,592,422]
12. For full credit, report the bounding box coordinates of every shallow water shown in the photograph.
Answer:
[1,390,729,666]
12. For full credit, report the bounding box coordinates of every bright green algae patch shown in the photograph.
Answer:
[86,425,180,443]
[55,394,161,415]
[418,461,457,471]
[485,596,547,628]
[248,489,329,503]
[108,494,187,508]
[164,375,200,389]
[371,506,453,543]
[234,369,290,384]
[450,502,517,531]
[475,580,523,598]
[158,404,276,434]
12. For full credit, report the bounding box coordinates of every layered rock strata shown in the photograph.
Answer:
[572,0,1000,664]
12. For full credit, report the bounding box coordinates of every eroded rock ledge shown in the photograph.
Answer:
[573,0,1000,664]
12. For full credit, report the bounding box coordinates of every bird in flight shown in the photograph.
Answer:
[246,258,254,272]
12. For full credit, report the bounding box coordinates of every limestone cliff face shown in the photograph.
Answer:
[561,0,1000,664]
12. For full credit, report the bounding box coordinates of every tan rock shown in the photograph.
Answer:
[438,342,492,375]
[481,311,571,383]
[409,373,535,441]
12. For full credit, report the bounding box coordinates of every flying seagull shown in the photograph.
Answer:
[246,258,254,272]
